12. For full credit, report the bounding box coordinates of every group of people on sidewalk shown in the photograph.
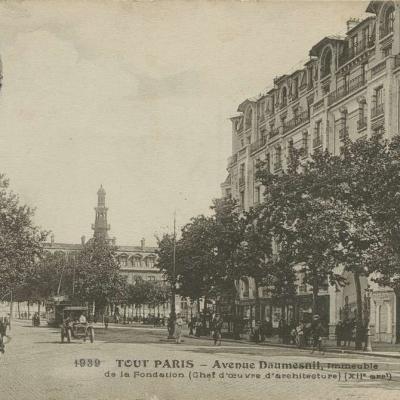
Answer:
[335,318,370,349]
[262,315,326,353]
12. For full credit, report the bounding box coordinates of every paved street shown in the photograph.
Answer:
[1,320,400,400]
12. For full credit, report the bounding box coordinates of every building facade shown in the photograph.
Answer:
[221,1,400,343]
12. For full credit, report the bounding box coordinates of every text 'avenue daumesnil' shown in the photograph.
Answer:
[113,359,380,371]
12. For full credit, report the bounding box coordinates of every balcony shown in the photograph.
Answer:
[338,37,374,66]
[357,116,367,131]
[327,75,366,106]
[250,136,267,153]
[312,136,322,148]
[282,111,310,134]
[338,126,348,140]
[371,103,384,119]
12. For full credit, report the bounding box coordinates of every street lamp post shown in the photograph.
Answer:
[364,285,373,352]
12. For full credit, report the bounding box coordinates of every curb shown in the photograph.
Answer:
[185,335,400,359]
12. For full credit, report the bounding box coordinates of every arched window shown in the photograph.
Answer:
[281,87,287,107]
[321,48,332,78]
[382,5,395,37]
[132,255,142,269]
[245,108,252,129]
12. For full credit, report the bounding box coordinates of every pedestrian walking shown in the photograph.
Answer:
[211,314,223,345]
[175,313,184,344]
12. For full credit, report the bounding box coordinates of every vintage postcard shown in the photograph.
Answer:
[1,1,400,399]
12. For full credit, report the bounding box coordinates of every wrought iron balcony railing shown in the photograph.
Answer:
[327,75,366,106]
[282,110,310,134]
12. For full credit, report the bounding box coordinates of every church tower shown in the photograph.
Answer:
[92,185,110,239]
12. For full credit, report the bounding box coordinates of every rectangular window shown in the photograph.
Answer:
[313,120,322,148]
[375,86,384,105]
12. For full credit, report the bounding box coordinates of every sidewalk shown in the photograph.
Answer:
[186,333,400,359]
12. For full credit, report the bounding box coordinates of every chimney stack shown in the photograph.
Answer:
[81,235,86,245]
[347,18,360,32]
[141,238,146,250]
[50,234,55,246]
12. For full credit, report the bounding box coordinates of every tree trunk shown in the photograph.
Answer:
[38,302,41,315]
[17,301,20,319]
[27,301,30,319]
[312,277,319,315]
[354,271,363,350]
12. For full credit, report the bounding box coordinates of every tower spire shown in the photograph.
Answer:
[92,185,110,239]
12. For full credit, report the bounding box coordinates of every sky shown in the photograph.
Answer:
[0,0,369,246]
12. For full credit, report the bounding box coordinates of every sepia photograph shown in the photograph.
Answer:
[1,0,400,399]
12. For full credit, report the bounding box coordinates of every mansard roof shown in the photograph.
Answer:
[237,97,259,112]
[309,35,345,57]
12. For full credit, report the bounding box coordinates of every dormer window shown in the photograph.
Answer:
[381,5,395,38]
[321,47,332,78]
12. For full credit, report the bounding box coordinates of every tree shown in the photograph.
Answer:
[0,174,47,296]
[256,149,345,315]
[211,197,246,317]
[73,237,126,313]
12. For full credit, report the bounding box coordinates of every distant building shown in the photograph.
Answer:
[221,1,400,343]
[44,186,174,318]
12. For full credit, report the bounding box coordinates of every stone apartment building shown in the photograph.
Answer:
[221,1,400,343]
